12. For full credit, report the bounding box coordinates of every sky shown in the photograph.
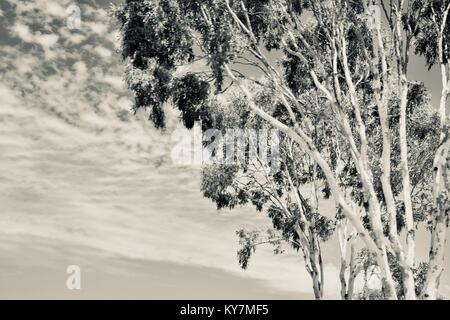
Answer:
[0,0,343,299]
[0,0,448,300]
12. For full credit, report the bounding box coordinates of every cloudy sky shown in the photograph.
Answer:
[0,0,448,299]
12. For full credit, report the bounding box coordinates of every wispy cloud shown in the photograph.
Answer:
[0,0,343,298]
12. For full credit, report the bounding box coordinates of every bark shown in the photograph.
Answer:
[389,0,417,299]
[398,75,417,299]
[422,3,450,299]
[421,140,449,299]
[347,242,357,300]
[338,220,349,299]
[338,218,359,300]
[422,79,450,299]
[309,237,324,299]
[293,223,323,300]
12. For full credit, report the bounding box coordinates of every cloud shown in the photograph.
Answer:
[10,22,59,58]
[94,45,112,59]
[0,83,20,107]
[0,0,346,299]
[10,22,34,42]
[45,2,67,18]
[85,21,109,37]
[101,74,124,90]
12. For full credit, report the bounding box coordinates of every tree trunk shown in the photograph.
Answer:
[398,75,417,300]
[309,235,324,299]
[422,7,450,295]
[422,124,449,299]
[347,242,357,300]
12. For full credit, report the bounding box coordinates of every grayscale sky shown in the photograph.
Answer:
[0,0,448,299]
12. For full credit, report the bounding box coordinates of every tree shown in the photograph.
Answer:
[412,0,450,299]
[113,0,448,299]
[199,90,335,299]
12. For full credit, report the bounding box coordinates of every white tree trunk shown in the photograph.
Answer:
[398,75,417,300]
[422,6,450,297]
[422,88,449,299]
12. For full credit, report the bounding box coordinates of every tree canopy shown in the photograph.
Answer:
[114,0,450,300]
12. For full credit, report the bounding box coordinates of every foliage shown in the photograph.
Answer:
[114,0,449,300]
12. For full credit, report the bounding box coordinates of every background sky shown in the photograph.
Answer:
[0,0,448,299]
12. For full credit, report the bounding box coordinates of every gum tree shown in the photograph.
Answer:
[412,0,450,299]
[114,0,447,299]
[199,91,335,299]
